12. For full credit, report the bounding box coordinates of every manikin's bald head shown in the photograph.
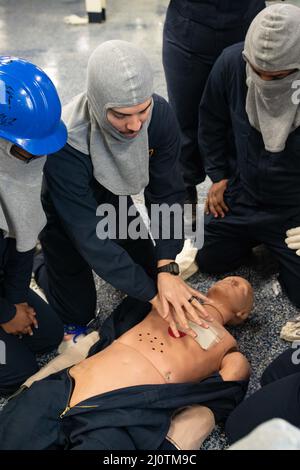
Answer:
[206,277,254,326]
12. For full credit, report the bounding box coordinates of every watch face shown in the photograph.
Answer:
[171,262,180,275]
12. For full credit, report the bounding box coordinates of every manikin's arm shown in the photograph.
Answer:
[219,351,251,382]
[22,331,99,388]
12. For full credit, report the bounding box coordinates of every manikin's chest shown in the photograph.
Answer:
[117,313,237,383]
[70,315,236,406]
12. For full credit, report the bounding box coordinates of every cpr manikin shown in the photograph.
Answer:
[15,276,253,450]
[68,276,252,401]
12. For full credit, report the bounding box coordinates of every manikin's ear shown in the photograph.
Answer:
[227,310,248,326]
[235,310,249,321]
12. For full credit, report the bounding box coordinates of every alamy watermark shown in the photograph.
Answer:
[291,80,300,105]
[0,340,6,365]
[292,341,300,366]
[95,196,204,249]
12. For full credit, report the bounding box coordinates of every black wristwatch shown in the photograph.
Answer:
[157,262,180,276]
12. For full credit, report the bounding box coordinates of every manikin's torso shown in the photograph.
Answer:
[69,311,237,407]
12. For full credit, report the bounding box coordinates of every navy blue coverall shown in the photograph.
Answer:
[196,43,300,308]
[0,233,63,395]
[226,348,300,444]
[0,297,247,450]
[38,94,185,326]
[163,0,265,188]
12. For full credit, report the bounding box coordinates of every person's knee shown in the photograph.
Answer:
[261,360,282,387]
[49,318,64,349]
[261,349,297,387]
[195,250,211,273]
[220,352,251,382]
[196,249,228,274]
[288,290,300,309]
[28,313,64,354]
[285,286,300,309]
[41,317,64,353]
[27,291,64,351]
[279,275,300,308]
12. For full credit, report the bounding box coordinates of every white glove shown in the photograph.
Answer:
[285,227,300,256]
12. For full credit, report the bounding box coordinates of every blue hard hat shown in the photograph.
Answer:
[0,56,67,155]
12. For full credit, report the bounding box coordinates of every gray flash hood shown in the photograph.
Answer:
[63,40,154,195]
[243,3,300,153]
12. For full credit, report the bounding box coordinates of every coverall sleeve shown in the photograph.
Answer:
[0,241,34,324]
[43,149,157,302]
[198,52,233,183]
[144,98,185,261]
[3,246,34,305]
